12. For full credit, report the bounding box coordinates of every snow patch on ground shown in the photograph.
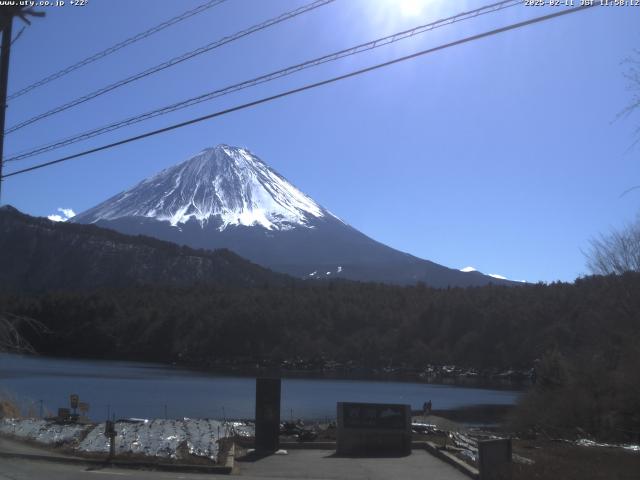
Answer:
[78,419,227,460]
[0,418,255,462]
[575,438,640,452]
[0,418,86,445]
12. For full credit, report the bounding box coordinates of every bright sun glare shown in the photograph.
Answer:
[365,0,436,31]
[397,0,426,17]
[370,0,437,27]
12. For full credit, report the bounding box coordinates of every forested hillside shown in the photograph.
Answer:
[4,272,640,440]
[0,206,291,291]
[3,273,638,371]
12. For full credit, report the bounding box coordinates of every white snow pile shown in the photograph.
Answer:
[224,421,254,438]
[78,419,230,460]
[575,438,640,452]
[0,418,88,445]
[0,418,255,462]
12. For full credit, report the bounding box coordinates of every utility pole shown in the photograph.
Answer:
[0,6,43,202]
[0,16,12,203]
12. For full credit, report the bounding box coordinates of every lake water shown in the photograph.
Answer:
[0,353,521,421]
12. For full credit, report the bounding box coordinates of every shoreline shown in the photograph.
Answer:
[2,352,530,391]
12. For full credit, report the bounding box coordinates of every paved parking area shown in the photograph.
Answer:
[1,436,469,480]
[236,449,469,480]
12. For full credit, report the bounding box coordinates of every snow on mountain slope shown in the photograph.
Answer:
[74,144,517,287]
[75,145,333,231]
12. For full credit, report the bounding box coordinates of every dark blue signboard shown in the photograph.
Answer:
[342,402,407,430]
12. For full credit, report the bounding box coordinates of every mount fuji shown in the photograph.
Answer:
[73,145,511,287]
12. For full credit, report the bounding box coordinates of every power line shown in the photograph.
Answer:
[4,0,521,163]
[1,3,597,180]
[4,0,336,135]
[4,0,517,160]
[7,0,227,101]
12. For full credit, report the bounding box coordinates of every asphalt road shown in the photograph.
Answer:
[237,449,469,479]
[0,459,218,480]
[0,435,468,480]
[0,450,469,480]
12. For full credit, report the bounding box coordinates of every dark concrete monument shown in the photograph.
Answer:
[336,402,411,456]
[255,377,281,452]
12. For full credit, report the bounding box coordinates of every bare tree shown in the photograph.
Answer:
[619,49,640,129]
[0,313,45,353]
[586,217,640,275]
[588,51,640,275]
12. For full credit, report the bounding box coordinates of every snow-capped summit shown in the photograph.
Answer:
[75,145,332,231]
[74,145,515,288]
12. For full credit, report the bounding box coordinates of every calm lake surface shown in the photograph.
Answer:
[0,353,521,421]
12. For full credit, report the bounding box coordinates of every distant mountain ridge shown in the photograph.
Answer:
[73,145,515,287]
[0,205,290,292]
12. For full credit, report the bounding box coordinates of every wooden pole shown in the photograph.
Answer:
[0,16,13,202]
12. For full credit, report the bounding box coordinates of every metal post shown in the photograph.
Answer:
[104,420,117,459]
[109,432,116,458]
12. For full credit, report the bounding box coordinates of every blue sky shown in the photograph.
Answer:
[2,0,639,283]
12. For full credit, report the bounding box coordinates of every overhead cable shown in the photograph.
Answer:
[1,4,597,180]
[7,0,228,100]
[4,0,519,163]
[4,0,336,134]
